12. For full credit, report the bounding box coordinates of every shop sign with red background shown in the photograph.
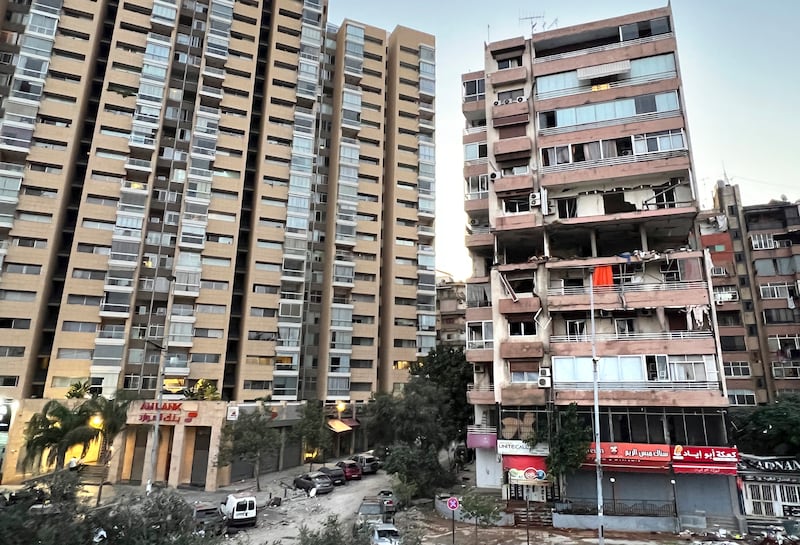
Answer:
[582,442,671,472]
[672,445,739,475]
[503,455,548,485]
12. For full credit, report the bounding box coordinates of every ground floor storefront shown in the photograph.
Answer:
[738,454,800,528]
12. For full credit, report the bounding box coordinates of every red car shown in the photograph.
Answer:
[336,459,363,480]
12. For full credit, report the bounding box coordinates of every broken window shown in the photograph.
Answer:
[557,197,578,218]
[539,111,556,129]
[570,141,601,162]
[509,319,536,336]
[566,319,586,340]
[653,182,678,208]
[615,318,636,336]
[603,192,637,213]
[507,272,536,294]
[541,145,570,166]
[602,137,633,158]
[503,196,531,214]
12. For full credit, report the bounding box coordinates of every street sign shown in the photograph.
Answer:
[447,496,460,511]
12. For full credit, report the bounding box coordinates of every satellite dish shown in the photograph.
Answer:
[309,487,317,498]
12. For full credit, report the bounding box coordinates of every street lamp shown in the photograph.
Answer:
[335,401,346,457]
[609,477,616,514]
[670,478,680,533]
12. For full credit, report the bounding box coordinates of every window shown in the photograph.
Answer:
[464,142,487,161]
[497,56,522,70]
[764,309,800,324]
[620,17,671,40]
[760,283,795,300]
[0,376,19,387]
[717,311,741,327]
[0,290,36,301]
[509,319,536,336]
[615,318,636,336]
[467,321,493,349]
[566,320,587,340]
[463,78,485,102]
[244,380,271,390]
[201,279,229,290]
[720,336,747,351]
[57,348,93,359]
[723,361,751,377]
[4,263,42,275]
[194,328,224,339]
[728,389,757,406]
[713,286,739,304]
[557,198,578,218]
[190,353,220,364]
[0,346,24,357]
[62,321,97,332]
[503,196,531,214]
[67,294,102,306]
[0,318,30,329]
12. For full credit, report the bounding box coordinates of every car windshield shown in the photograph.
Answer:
[378,529,400,538]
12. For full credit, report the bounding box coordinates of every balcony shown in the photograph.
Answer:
[488,65,527,86]
[467,384,495,405]
[500,382,548,405]
[548,280,709,311]
[498,296,541,315]
[465,225,493,249]
[500,339,544,359]
[553,379,726,407]
[495,213,539,232]
[550,330,715,357]
[539,148,688,176]
[534,32,674,64]
[466,425,497,449]
[493,173,534,194]
[535,66,677,101]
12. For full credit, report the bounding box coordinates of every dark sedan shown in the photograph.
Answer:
[318,465,347,485]
[293,471,334,494]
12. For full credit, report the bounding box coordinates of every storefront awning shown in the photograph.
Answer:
[340,418,360,428]
[583,442,672,473]
[327,419,352,433]
[671,445,738,476]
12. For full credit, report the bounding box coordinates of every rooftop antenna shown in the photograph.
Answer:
[520,12,558,34]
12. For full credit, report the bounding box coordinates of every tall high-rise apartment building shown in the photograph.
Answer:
[699,181,800,406]
[0,0,434,486]
[461,7,739,529]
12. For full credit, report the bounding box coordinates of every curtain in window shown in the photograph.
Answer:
[630,54,676,78]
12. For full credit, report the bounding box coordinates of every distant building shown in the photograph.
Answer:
[436,278,466,347]
[698,181,800,405]
[462,5,739,531]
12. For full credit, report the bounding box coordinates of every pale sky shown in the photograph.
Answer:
[328,0,800,281]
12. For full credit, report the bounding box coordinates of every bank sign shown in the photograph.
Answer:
[136,401,198,424]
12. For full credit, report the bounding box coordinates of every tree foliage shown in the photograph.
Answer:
[729,394,800,455]
[0,472,220,545]
[296,515,369,545]
[459,488,503,543]
[23,400,101,471]
[292,400,332,469]
[546,403,591,496]
[182,379,221,401]
[65,381,91,399]
[81,393,132,464]
[216,406,280,491]
[410,345,472,443]
[382,442,456,494]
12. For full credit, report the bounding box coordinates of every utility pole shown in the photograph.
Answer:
[589,268,604,545]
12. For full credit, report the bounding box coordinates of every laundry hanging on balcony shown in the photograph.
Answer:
[593,265,614,286]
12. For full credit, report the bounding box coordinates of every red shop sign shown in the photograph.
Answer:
[672,445,739,475]
[582,442,671,473]
[503,455,548,484]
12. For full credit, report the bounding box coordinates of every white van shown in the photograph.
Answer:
[219,493,257,527]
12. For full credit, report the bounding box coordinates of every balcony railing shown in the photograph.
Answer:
[556,498,675,517]
[555,380,718,390]
[534,32,674,63]
[548,280,707,297]
[550,330,712,342]
[467,384,495,392]
[538,110,681,137]
[536,71,677,101]
[467,424,497,435]
[539,149,687,174]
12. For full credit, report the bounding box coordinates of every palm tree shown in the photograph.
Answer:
[23,400,100,472]
[80,394,132,464]
[65,381,91,399]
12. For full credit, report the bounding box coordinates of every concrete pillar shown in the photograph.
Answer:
[278,427,286,471]
[167,425,185,488]
[204,422,222,492]
[640,224,649,251]
[141,427,155,488]
[590,229,598,257]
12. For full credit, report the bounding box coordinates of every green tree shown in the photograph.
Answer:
[729,394,800,455]
[297,515,370,545]
[292,400,331,470]
[459,488,503,544]
[23,400,100,471]
[182,379,221,401]
[546,403,591,498]
[216,406,280,492]
[80,393,132,464]
[383,442,455,495]
[65,381,91,399]
[410,345,472,444]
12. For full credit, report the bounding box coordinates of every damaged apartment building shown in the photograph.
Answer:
[462,6,739,529]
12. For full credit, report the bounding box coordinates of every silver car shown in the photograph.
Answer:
[293,471,334,494]
[370,523,401,545]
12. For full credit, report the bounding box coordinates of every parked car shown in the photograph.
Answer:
[293,471,334,494]
[192,501,226,536]
[336,459,363,480]
[370,523,401,545]
[318,465,347,486]
[354,453,381,475]
[376,489,396,514]
[218,493,257,527]
[354,497,386,530]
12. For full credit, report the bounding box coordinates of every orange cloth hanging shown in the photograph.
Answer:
[593,265,614,286]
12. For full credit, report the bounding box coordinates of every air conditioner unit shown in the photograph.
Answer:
[545,200,557,215]
[539,367,551,378]
[529,192,541,207]
[504,98,513,105]
[516,96,526,103]
[474,363,486,374]
[493,100,501,106]
[537,376,551,388]
[489,171,500,181]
